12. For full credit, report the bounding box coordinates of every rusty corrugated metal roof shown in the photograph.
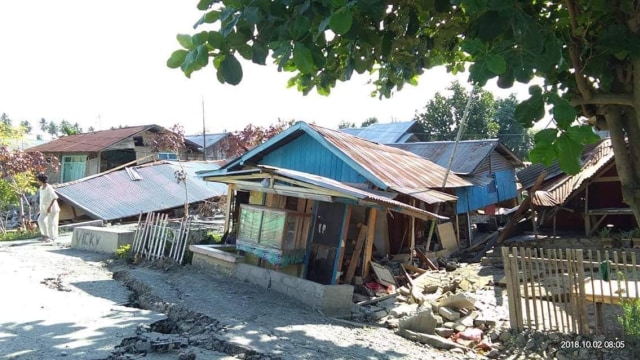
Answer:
[339,120,418,143]
[54,161,227,221]
[533,139,614,205]
[390,140,522,175]
[26,125,156,153]
[309,124,471,190]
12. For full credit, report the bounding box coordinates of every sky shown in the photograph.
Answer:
[0,0,535,136]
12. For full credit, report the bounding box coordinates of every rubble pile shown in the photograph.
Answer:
[351,262,511,357]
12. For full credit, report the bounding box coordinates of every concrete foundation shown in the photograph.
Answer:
[190,245,354,318]
[71,226,134,254]
[234,263,354,318]
[190,244,244,276]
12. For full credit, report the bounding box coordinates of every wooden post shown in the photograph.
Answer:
[344,223,367,284]
[585,183,590,236]
[503,247,520,330]
[575,249,588,334]
[362,207,377,278]
[334,205,353,284]
[223,184,234,235]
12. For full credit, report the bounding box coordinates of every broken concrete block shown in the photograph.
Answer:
[390,303,418,318]
[458,310,479,327]
[399,328,468,351]
[368,309,389,322]
[443,321,456,329]
[438,292,476,310]
[438,306,460,321]
[454,324,466,333]
[398,308,438,335]
[435,327,454,338]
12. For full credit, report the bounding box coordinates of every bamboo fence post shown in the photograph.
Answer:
[178,217,191,264]
[519,247,532,329]
[632,252,638,298]
[552,249,568,333]
[526,248,539,330]
[543,249,559,332]
[622,251,629,301]
[575,249,588,334]
[588,250,598,334]
[503,247,520,330]
[534,248,549,331]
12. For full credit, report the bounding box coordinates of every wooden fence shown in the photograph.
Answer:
[132,212,192,264]
[502,247,640,336]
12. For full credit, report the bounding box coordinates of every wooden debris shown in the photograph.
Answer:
[344,224,368,284]
[370,261,397,287]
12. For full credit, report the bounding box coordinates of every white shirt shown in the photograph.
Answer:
[39,184,59,213]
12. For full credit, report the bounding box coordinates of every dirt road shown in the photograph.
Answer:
[0,236,469,360]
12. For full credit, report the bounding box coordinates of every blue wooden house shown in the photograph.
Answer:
[197,122,470,286]
[391,140,523,245]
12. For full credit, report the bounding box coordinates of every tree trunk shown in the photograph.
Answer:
[606,105,640,227]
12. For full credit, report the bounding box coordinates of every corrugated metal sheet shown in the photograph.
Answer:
[207,122,472,204]
[533,191,560,207]
[338,121,418,143]
[26,125,153,153]
[184,133,230,149]
[309,124,471,190]
[55,161,227,221]
[541,139,615,205]
[517,141,603,189]
[391,140,501,175]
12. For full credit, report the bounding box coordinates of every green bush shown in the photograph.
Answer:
[116,244,132,259]
[618,298,640,344]
[0,231,40,242]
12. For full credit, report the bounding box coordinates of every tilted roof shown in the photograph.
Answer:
[55,161,227,221]
[391,139,523,175]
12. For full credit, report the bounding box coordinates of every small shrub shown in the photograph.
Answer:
[116,244,132,259]
[0,231,40,242]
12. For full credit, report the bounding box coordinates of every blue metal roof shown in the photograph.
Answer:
[55,161,227,221]
[339,121,418,143]
[184,133,230,149]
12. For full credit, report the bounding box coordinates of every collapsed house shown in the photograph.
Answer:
[195,121,472,291]
[517,138,637,236]
[391,140,524,247]
[54,161,227,223]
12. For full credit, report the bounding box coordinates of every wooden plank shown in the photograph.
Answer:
[415,247,438,271]
[370,261,397,287]
[334,205,352,284]
[502,248,519,330]
[525,248,539,330]
[518,247,531,329]
[344,223,366,284]
[437,222,458,252]
[401,263,427,275]
[497,171,547,244]
[362,208,377,278]
[357,292,398,306]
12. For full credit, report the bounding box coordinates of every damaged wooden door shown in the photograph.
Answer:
[305,202,346,285]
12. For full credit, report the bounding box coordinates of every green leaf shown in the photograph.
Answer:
[534,128,558,146]
[195,44,209,68]
[221,14,240,37]
[219,53,243,85]
[197,0,215,11]
[330,9,353,35]
[565,125,600,144]
[177,34,194,50]
[515,87,545,126]
[528,144,556,166]
[551,98,577,129]
[318,16,332,32]
[554,133,582,174]
[194,10,221,28]
[192,31,209,45]
[208,31,225,49]
[237,44,252,60]
[251,43,269,65]
[461,38,485,56]
[485,54,506,75]
[243,6,262,24]
[167,50,187,69]
[293,43,315,74]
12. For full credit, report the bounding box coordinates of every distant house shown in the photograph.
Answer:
[517,138,636,236]
[339,120,422,143]
[54,161,227,223]
[198,121,470,286]
[184,132,232,160]
[391,140,523,245]
[26,125,200,183]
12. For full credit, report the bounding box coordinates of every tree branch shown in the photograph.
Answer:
[571,94,635,107]
[565,0,593,100]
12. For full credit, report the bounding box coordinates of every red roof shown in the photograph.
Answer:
[26,125,157,153]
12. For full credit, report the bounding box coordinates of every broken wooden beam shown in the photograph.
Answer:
[415,247,438,271]
[344,224,368,284]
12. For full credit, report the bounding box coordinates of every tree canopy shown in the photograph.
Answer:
[414,81,532,159]
[170,0,640,224]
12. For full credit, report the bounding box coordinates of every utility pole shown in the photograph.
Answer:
[202,96,207,161]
